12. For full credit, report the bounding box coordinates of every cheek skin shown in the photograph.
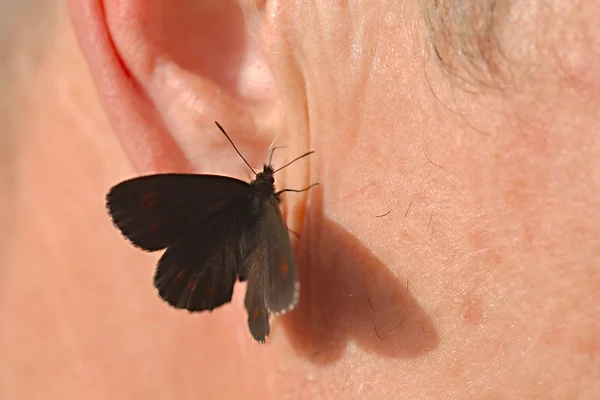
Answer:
[261,1,600,398]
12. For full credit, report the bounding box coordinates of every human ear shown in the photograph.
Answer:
[68,0,282,176]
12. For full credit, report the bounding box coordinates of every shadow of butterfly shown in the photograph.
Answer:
[106,121,317,343]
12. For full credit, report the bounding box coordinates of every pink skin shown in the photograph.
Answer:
[2,0,599,398]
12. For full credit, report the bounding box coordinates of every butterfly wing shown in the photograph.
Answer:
[244,264,271,343]
[262,196,299,315]
[106,174,251,251]
[153,196,253,312]
[242,195,299,317]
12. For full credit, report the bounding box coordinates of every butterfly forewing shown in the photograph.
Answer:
[106,174,251,251]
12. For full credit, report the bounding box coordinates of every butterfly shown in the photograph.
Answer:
[106,121,316,343]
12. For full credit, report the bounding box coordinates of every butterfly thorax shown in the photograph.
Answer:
[251,165,277,198]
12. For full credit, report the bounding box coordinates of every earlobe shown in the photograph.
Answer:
[68,0,281,175]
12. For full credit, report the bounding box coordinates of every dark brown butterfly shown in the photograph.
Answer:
[106,122,316,343]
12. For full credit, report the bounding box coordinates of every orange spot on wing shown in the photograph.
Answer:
[188,282,197,291]
[280,261,289,277]
[206,286,216,295]
[253,308,259,317]
[177,271,185,280]
[140,192,159,209]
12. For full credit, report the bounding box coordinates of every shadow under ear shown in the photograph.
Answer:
[280,190,439,364]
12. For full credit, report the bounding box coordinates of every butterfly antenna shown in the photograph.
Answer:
[273,151,315,174]
[214,121,257,175]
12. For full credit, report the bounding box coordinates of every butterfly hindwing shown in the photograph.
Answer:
[153,198,253,312]
[106,174,251,251]
[262,197,299,315]
[244,264,271,343]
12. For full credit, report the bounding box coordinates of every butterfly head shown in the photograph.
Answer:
[251,164,276,195]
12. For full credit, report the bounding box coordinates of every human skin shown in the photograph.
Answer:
[1,0,599,399]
